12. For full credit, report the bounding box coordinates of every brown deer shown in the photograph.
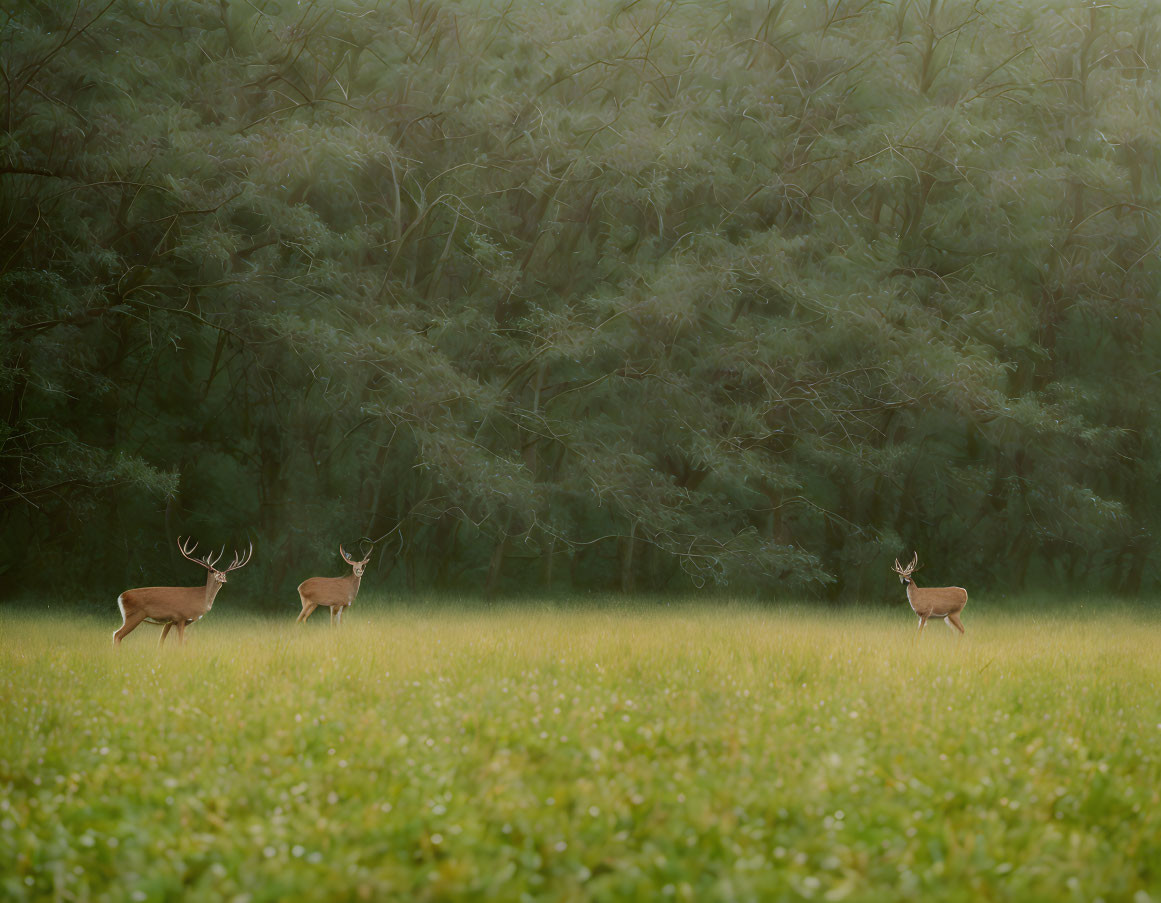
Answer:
[295,544,371,626]
[891,552,968,634]
[113,537,253,647]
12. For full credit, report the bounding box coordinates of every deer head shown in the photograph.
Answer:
[340,544,371,577]
[891,551,918,586]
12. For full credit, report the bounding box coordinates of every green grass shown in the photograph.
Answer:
[1,602,1159,902]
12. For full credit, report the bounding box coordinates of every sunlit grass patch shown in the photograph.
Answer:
[1,602,1159,901]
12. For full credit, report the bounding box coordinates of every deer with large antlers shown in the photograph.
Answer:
[892,552,968,634]
[295,545,371,626]
[113,537,253,647]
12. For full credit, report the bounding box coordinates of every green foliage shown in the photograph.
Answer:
[2,0,1161,598]
[1,606,1159,900]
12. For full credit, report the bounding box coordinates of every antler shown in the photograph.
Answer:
[177,536,217,570]
[340,542,371,565]
[179,537,251,571]
[892,553,919,575]
[222,541,253,573]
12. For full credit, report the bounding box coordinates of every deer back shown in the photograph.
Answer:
[119,577,218,623]
[298,573,361,606]
[909,584,968,617]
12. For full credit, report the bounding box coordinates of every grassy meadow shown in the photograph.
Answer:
[1,602,1159,902]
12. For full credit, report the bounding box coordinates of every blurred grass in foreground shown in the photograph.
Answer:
[1,602,1159,901]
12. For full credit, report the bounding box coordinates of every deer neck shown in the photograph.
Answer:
[203,573,224,611]
[348,571,363,599]
[904,578,920,611]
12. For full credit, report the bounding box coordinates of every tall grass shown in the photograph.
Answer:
[1,602,1158,901]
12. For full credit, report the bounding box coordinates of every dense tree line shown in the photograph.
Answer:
[2,0,1159,604]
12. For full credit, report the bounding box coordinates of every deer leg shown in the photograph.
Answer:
[948,612,966,634]
[330,606,337,627]
[159,622,173,646]
[176,620,188,644]
[917,615,928,634]
[336,606,344,627]
[113,610,147,647]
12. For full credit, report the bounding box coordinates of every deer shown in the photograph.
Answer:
[295,544,371,626]
[113,537,253,647]
[891,552,968,634]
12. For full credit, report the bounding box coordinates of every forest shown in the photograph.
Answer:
[2,0,1160,604]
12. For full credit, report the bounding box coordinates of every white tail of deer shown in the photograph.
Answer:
[113,537,253,647]
[295,544,370,626]
[891,552,968,634]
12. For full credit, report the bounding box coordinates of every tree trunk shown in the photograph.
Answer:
[620,521,637,593]
[485,533,508,598]
[569,546,587,588]
[541,537,555,589]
